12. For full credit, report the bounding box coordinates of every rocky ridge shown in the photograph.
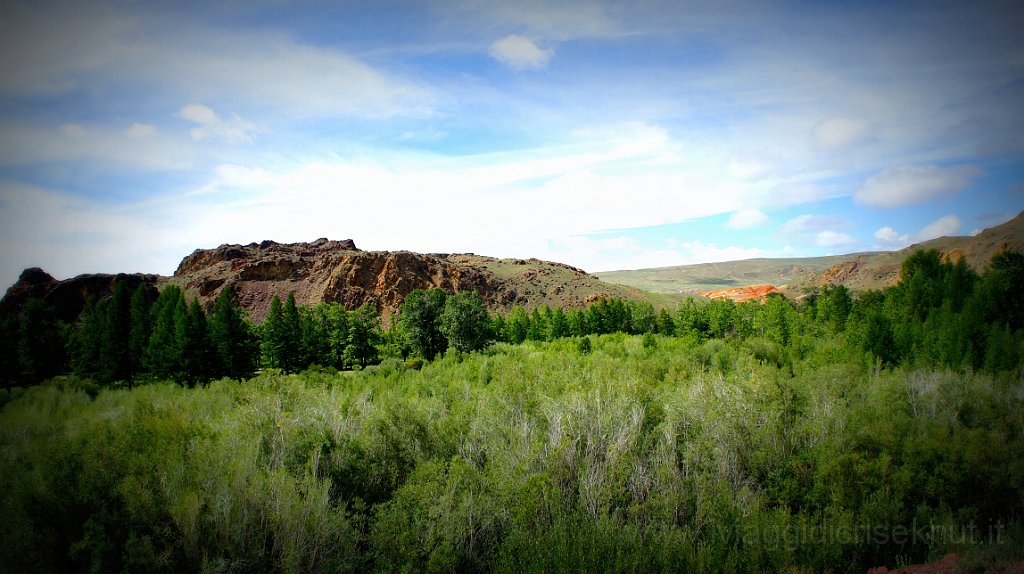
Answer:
[1,239,645,324]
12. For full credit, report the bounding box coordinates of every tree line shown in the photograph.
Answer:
[1,249,1021,388]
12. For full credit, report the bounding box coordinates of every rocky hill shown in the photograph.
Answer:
[789,211,1024,292]
[1,239,649,324]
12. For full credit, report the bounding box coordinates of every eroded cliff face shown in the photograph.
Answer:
[1,238,646,324]
[166,239,641,322]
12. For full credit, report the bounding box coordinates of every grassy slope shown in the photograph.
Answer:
[596,254,877,294]
[598,212,1024,295]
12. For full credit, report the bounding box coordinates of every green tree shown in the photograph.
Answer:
[144,286,187,380]
[345,302,381,368]
[70,296,103,380]
[656,308,676,336]
[819,284,851,332]
[281,293,303,372]
[301,304,334,367]
[549,307,569,340]
[180,298,214,386]
[400,289,448,360]
[505,306,530,344]
[439,291,491,353]
[262,295,286,370]
[17,298,67,385]
[128,285,153,384]
[98,279,132,384]
[325,303,350,368]
[208,287,258,379]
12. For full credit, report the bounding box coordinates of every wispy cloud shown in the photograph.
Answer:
[855,164,983,208]
[915,215,961,242]
[177,104,258,143]
[727,208,770,230]
[489,35,553,70]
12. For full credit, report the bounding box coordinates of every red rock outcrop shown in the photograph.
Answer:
[698,284,784,303]
[0,239,649,325]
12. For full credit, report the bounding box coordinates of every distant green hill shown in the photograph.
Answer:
[596,254,877,295]
[598,212,1024,295]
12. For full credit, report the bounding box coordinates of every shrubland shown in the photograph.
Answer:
[0,249,1022,572]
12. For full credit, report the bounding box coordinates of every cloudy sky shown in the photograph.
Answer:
[1,0,1022,290]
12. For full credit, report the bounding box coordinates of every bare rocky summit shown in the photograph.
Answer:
[2,239,646,324]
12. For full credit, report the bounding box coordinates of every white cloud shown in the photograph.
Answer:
[727,208,770,229]
[779,214,847,235]
[813,117,874,151]
[855,164,982,208]
[873,226,910,250]
[914,215,962,242]
[549,235,766,272]
[125,122,157,139]
[489,35,553,70]
[0,182,158,290]
[0,122,192,170]
[727,158,773,180]
[815,230,858,248]
[177,104,258,143]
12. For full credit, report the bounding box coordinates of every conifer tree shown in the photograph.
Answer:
[282,293,303,372]
[209,287,258,379]
[17,298,66,385]
[145,286,186,380]
[128,284,153,384]
[71,296,103,380]
[180,298,214,385]
[99,279,131,384]
[262,294,285,370]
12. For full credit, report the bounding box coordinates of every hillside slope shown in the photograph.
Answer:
[597,254,875,295]
[789,211,1024,292]
[599,212,1024,295]
[1,239,650,324]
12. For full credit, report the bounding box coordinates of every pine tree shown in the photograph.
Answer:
[262,294,285,370]
[70,296,103,380]
[281,293,303,372]
[209,287,258,379]
[180,298,214,386]
[99,279,131,384]
[128,284,153,385]
[145,286,186,381]
[17,298,66,385]
[325,303,350,369]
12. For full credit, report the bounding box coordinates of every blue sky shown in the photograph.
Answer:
[1,0,1022,290]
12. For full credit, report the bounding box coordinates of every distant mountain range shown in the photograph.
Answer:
[598,211,1024,295]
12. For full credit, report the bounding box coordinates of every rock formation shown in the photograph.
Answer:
[698,284,784,303]
[1,239,645,324]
